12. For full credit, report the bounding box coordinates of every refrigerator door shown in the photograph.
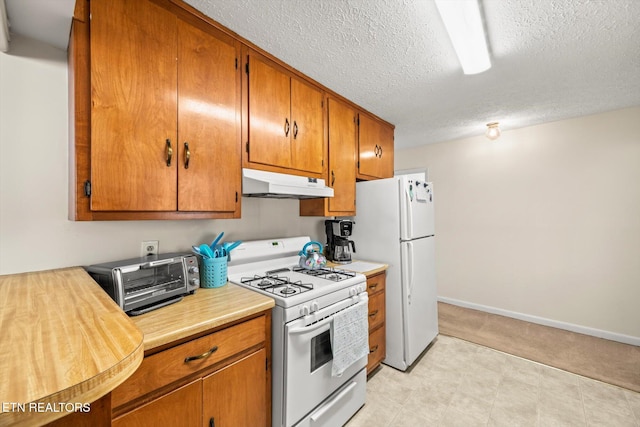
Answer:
[400,236,438,367]
[400,177,434,240]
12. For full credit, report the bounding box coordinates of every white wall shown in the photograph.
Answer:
[0,35,324,275]
[395,107,640,341]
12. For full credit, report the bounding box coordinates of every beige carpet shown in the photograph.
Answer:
[438,302,640,393]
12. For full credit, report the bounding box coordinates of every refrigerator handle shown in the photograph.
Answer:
[407,241,414,303]
[404,185,413,238]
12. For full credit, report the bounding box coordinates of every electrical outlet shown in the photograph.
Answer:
[141,240,159,256]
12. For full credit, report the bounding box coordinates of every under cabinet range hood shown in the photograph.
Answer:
[242,168,334,199]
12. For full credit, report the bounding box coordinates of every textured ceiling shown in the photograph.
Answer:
[5,0,640,149]
[184,0,640,149]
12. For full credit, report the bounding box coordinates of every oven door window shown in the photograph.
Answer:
[123,262,184,302]
[310,329,332,372]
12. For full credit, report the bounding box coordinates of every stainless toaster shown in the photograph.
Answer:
[85,253,200,316]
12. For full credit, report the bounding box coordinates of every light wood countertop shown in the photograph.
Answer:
[0,267,144,426]
[130,283,275,352]
[327,260,388,277]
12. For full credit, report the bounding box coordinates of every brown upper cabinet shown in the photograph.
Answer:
[244,50,325,177]
[357,113,394,180]
[71,0,241,220]
[300,98,357,217]
[69,0,393,220]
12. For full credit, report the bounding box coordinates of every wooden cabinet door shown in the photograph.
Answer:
[90,0,178,211]
[112,380,202,427]
[290,78,324,174]
[177,20,240,212]
[202,349,267,427]
[328,99,357,214]
[247,54,291,169]
[358,114,394,179]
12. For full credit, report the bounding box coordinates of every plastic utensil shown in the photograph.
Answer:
[225,241,242,253]
[199,244,214,259]
[223,241,242,261]
[210,232,224,251]
[192,245,202,255]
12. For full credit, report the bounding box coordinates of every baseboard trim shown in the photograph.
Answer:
[438,297,640,347]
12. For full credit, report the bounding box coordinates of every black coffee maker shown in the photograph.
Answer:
[324,219,356,264]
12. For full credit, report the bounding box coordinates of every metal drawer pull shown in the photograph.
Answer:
[369,310,379,317]
[184,345,218,363]
[165,139,173,166]
[284,118,290,137]
[368,284,378,290]
[369,345,379,354]
[293,121,298,139]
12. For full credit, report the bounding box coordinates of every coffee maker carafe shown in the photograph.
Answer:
[325,219,356,264]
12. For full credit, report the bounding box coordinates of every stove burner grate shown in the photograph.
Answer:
[292,266,356,282]
[239,274,314,297]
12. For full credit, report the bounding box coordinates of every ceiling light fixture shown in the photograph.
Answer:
[434,0,491,75]
[485,122,501,140]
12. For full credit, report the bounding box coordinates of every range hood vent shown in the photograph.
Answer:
[242,168,334,199]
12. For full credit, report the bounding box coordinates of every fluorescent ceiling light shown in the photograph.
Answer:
[435,0,491,75]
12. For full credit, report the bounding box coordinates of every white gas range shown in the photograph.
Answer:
[228,236,369,427]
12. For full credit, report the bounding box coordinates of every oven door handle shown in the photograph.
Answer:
[288,315,333,335]
[288,297,368,335]
[140,259,175,269]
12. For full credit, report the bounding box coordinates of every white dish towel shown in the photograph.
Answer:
[331,301,369,377]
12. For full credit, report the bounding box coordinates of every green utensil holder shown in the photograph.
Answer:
[200,256,227,288]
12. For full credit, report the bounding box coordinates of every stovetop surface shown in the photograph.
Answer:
[228,259,364,308]
[226,237,366,308]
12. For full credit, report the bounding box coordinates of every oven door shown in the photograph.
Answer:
[284,294,368,426]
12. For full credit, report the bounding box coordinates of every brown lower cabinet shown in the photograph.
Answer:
[366,271,386,374]
[111,313,270,427]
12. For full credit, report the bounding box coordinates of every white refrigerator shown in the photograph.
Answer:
[351,172,438,371]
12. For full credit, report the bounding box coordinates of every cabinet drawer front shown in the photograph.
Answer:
[366,272,386,295]
[113,315,265,408]
[368,292,385,331]
[367,324,385,373]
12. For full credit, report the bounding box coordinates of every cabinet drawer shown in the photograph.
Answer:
[112,315,265,408]
[367,324,385,373]
[368,291,385,331]
[366,272,385,295]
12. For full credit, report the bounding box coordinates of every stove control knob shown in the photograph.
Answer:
[349,288,356,297]
[311,302,319,312]
[301,305,310,316]
[188,266,199,274]
[190,277,200,287]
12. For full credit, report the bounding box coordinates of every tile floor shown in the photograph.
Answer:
[345,335,640,427]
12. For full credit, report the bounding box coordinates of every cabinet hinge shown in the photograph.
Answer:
[246,141,249,153]
[235,191,238,203]
[235,57,238,69]
[322,159,324,167]
[245,56,249,74]
[357,160,360,168]
[357,117,360,126]
[84,180,91,197]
